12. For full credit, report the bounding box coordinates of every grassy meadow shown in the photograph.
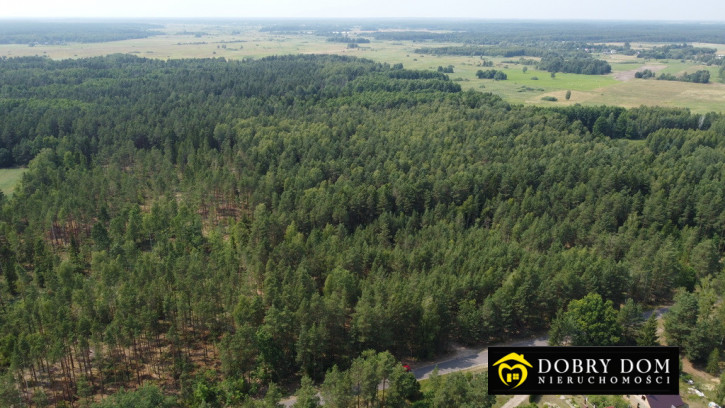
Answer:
[1,23,724,113]
[0,168,25,196]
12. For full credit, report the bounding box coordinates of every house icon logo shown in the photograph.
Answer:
[492,352,533,389]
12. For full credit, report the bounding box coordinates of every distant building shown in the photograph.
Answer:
[635,395,687,408]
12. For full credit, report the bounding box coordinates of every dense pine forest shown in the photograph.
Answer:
[1,54,725,407]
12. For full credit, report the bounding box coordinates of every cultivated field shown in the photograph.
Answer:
[1,23,724,113]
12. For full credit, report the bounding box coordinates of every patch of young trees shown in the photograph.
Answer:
[415,45,543,58]
[538,54,612,75]
[476,69,507,80]
[634,69,655,79]
[657,70,711,84]
[326,36,370,44]
[636,44,717,61]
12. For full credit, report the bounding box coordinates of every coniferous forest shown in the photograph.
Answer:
[1,54,725,406]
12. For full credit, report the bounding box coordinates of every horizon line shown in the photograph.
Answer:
[1,17,725,23]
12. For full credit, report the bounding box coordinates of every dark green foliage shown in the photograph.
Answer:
[476,69,506,80]
[0,53,724,406]
[417,45,543,58]
[637,314,659,346]
[538,55,611,75]
[320,350,417,408]
[327,36,370,44]
[372,21,725,43]
[541,96,558,102]
[0,148,12,168]
[635,69,655,79]
[553,105,708,139]
[685,319,717,363]
[657,70,711,84]
[665,284,725,363]
[664,291,699,346]
[637,44,717,61]
[618,299,643,345]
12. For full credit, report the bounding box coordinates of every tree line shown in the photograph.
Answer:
[370,21,725,43]
[636,44,718,61]
[537,55,611,75]
[657,70,711,84]
[326,36,370,44]
[0,22,159,44]
[413,46,611,75]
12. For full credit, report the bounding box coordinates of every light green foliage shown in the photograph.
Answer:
[0,168,25,196]
[706,349,721,376]
[425,370,495,408]
[549,293,621,346]
[292,375,320,408]
[0,372,21,407]
[91,385,176,408]
[256,383,283,408]
[718,371,725,405]
[321,350,419,407]
[320,366,353,408]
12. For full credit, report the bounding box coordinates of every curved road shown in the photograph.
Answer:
[281,306,670,407]
[411,335,548,380]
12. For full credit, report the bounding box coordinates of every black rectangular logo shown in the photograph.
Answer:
[488,346,679,395]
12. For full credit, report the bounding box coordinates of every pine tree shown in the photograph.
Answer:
[706,349,721,376]
[636,314,659,346]
[293,375,321,408]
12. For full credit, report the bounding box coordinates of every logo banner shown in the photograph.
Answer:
[488,346,679,395]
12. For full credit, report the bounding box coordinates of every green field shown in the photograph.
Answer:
[0,168,25,196]
[1,23,724,113]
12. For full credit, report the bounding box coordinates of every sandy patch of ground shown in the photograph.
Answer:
[613,64,667,81]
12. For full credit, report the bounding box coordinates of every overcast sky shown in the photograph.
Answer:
[3,0,724,21]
